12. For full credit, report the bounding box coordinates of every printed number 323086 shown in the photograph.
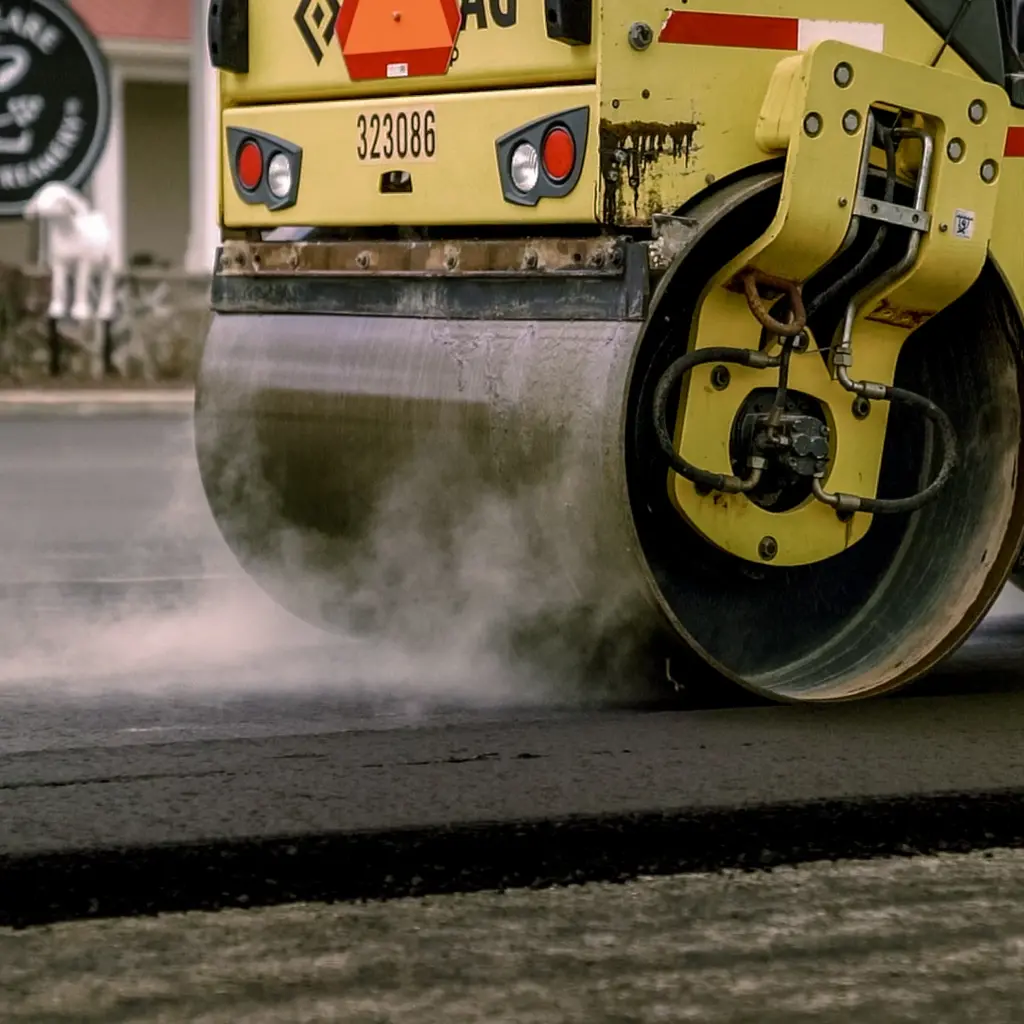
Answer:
[357,110,437,162]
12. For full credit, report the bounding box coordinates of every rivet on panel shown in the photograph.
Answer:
[833,62,853,87]
[803,112,823,138]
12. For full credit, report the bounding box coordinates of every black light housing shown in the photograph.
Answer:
[209,0,249,74]
[495,106,590,208]
[545,0,592,46]
[226,127,303,211]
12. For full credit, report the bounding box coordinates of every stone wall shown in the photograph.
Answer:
[0,265,211,385]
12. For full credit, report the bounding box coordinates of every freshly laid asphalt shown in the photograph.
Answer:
[3,405,1024,928]
[9,850,1024,1023]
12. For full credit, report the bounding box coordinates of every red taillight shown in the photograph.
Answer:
[542,126,576,183]
[237,140,264,191]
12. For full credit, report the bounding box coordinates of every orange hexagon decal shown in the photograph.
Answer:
[337,0,462,81]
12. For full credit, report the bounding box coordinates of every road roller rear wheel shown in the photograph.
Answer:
[626,174,1024,701]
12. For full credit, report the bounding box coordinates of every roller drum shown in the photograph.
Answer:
[195,313,665,697]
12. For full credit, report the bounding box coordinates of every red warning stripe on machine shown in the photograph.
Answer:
[661,13,1024,162]
[1005,126,1024,157]
[658,11,884,53]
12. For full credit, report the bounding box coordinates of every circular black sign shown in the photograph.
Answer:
[0,0,110,215]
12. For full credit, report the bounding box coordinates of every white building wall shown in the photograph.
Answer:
[89,63,125,270]
[185,0,221,273]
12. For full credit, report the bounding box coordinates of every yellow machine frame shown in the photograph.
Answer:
[214,0,1024,566]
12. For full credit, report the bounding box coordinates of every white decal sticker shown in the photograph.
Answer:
[797,20,885,53]
[953,209,976,240]
[386,62,409,78]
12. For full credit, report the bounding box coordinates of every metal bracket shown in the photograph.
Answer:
[649,214,700,270]
[853,195,932,233]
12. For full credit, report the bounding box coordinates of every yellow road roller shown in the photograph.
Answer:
[197,0,1024,702]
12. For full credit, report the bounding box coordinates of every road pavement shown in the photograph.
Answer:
[7,848,1024,1023]
[3,407,1024,929]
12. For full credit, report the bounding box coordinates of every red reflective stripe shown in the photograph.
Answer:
[659,10,799,50]
[1005,126,1024,157]
[441,0,461,39]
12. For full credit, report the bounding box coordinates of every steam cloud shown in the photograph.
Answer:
[0,405,649,708]
[1,400,1022,714]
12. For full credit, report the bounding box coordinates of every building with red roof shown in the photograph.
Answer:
[71,0,191,43]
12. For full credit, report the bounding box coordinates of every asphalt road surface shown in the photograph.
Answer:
[6,850,1024,1023]
[4,404,1024,933]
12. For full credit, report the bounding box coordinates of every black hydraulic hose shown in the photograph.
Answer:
[804,125,899,323]
[814,385,959,515]
[766,336,796,428]
[808,123,959,516]
[653,346,777,492]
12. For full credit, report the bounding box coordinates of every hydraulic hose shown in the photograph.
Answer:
[652,345,778,493]
[812,122,958,516]
[804,124,898,323]
[812,384,958,515]
[766,335,796,429]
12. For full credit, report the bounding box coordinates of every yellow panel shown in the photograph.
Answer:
[671,296,896,565]
[744,41,1008,313]
[596,0,982,226]
[221,86,600,227]
[222,0,596,106]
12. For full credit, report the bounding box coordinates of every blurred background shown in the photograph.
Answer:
[0,0,215,385]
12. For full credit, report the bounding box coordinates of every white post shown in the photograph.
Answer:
[185,0,220,273]
[88,63,126,272]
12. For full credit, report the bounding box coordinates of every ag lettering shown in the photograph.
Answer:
[461,0,517,30]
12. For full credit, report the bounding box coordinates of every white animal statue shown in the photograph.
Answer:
[23,181,116,324]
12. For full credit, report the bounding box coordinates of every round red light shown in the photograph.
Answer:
[542,126,576,183]
[237,140,264,191]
